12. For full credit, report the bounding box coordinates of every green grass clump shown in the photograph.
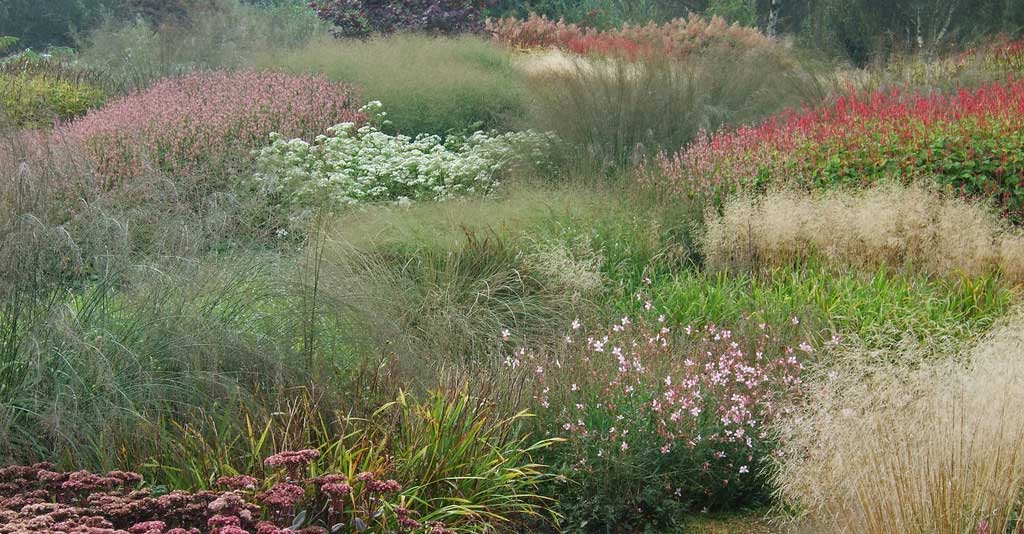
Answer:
[523,48,827,172]
[486,0,690,28]
[0,253,359,471]
[134,387,556,529]
[269,34,526,137]
[313,185,701,371]
[77,0,327,93]
[642,266,1014,351]
[316,188,600,369]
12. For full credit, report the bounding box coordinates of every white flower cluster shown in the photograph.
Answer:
[250,102,557,217]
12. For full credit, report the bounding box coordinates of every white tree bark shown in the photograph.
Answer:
[766,0,781,37]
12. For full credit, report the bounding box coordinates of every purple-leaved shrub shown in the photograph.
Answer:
[309,0,486,37]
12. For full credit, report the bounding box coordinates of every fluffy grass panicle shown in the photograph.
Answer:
[702,185,1024,285]
[772,311,1024,534]
[524,47,824,171]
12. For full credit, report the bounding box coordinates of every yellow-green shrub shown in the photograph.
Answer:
[0,73,105,127]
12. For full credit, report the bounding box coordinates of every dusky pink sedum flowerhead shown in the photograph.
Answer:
[215,475,259,491]
[0,463,431,533]
[208,491,248,514]
[208,514,242,529]
[258,482,305,509]
[395,507,421,530]
[63,70,362,188]
[264,449,319,483]
[128,520,166,533]
[321,482,352,496]
[365,478,402,494]
[427,521,456,534]
[263,449,320,469]
[61,470,122,492]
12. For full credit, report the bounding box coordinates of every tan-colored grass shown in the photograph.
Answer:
[772,310,1024,534]
[703,184,1024,285]
[524,47,824,171]
[514,48,644,79]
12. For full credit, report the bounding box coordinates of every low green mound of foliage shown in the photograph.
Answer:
[268,34,527,137]
[0,72,105,127]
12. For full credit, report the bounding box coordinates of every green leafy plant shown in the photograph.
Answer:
[384,389,559,526]
[645,267,1013,352]
[0,72,105,127]
[129,388,558,531]
[0,36,17,55]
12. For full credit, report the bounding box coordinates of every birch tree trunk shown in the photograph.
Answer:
[766,0,781,37]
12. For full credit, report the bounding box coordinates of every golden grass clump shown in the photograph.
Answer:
[772,310,1024,534]
[703,184,1024,284]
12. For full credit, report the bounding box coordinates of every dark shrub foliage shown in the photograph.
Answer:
[0,0,123,50]
[308,0,489,37]
[124,0,194,24]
